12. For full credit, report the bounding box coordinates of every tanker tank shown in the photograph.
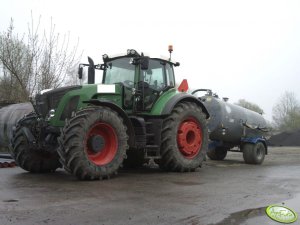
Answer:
[192,89,268,165]
[0,103,33,150]
[202,95,267,143]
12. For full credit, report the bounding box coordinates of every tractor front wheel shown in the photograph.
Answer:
[160,102,208,172]
[10,113,61,173]
[58,106,128,180]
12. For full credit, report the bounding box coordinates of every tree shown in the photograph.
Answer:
[0,16,81,102]
[0,66,26,102]
[272,91,300,131]
[0,22,32,101]
[64,62,83,86]
[235,99,264,114]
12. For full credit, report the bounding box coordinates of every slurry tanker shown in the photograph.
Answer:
[0,47,267,179]
[192,89,267,164]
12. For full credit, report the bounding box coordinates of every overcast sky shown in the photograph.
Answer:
[1,0,300,121]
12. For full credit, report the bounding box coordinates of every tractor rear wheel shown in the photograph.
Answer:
[243,142,265,164]
[10,113,61,173]
[58,106,128,180]
[160,102,208,172]
[207,146,228,160]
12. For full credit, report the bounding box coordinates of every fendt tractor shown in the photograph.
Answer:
[9,47,209,180]
[7,47,268,180]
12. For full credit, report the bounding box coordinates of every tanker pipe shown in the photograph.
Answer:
[191,89,213,96]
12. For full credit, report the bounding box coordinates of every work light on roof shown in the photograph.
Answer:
[127,49,138,56]
[102,54,109,60]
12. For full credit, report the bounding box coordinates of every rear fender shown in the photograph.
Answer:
[162,93,210,118]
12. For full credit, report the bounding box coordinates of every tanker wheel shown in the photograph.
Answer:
[10,113,61,173]
[58,106,128,180]
[207,146,228,160]
[160,102,208,172]
[243,142,265,165]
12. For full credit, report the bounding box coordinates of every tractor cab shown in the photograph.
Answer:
[79,49,179,112]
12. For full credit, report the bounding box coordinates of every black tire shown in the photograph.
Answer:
[10,113,61,173]
[122,148,145,169]
[243,142,265,164]
[160,102,208,172]
[58,106,128,180]
[207,146,228,160]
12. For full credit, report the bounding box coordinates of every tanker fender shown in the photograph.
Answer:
[241,137,268,154]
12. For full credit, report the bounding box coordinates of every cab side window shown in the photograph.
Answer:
[165,63,175,87]
[142,60,175,91]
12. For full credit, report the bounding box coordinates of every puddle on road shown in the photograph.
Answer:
[208,207,266,225]
[2,199,18,203]
[179,194,300,225]
[172,181,204,186]
[280,193,300,221]
[209,194,300,225]
[177,207,267,225]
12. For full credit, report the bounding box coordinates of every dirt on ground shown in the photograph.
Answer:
[0,147,299,225]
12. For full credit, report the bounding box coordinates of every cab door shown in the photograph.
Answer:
[137,59,175,111]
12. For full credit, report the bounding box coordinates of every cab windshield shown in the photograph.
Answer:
[103,57,135,84]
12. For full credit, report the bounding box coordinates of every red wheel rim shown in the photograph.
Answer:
[177,117,203,159]
[85,122,118,166]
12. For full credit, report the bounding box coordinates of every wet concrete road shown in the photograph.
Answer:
[0,147,299,225]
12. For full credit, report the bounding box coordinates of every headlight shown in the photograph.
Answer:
[49,109,55,118]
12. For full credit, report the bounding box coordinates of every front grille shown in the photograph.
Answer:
[48,91,67,110]
[35,86,81,118]
[35,94,49,117]
[60,95,80,120]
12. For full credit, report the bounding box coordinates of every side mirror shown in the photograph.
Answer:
[140,56,149,70]
[78,67,83,79]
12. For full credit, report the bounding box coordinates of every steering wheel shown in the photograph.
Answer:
[137,80,150,89]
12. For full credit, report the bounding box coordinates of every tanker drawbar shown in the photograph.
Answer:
[192,89,268,165]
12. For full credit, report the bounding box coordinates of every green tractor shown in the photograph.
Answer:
[10,48,209,180]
